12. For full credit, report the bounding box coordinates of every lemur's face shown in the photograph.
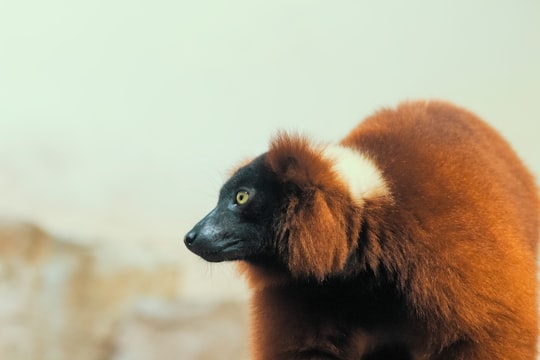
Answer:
[184,155,282,262]
[184,133,367,280]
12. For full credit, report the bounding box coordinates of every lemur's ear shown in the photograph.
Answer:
[266,132,357,280]
[266,132,336,189]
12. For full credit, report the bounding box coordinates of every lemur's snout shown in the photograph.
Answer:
[184,230,197,247]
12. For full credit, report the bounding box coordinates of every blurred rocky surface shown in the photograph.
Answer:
[110,298,248,360]
[0,221,249,360]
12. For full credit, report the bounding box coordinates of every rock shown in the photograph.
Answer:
[109,298,249,360]
[0,221,248,360]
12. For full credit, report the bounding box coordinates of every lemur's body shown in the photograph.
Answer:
[185,101,539,359]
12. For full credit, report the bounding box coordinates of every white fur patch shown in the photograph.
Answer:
[323,145,389,206]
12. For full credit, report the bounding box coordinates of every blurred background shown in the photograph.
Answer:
[0,1,539,359]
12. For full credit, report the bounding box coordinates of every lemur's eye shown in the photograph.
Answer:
[235,191,250,205]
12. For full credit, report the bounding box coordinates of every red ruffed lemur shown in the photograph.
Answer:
[184,101,539,359]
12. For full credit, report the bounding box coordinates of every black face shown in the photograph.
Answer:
[184,155,283,262]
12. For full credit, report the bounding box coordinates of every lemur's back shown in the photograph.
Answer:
[342,100,539,253]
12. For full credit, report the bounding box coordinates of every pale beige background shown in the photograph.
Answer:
[1,0,538,242]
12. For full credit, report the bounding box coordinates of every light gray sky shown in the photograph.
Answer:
[1,0,539,246]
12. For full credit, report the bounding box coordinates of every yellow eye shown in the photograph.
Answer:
[236,191,250,205]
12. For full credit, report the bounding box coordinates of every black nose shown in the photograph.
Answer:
[184,231,197,247]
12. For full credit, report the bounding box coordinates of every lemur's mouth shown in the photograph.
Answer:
[191,239,244,263]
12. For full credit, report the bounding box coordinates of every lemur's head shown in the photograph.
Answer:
[184,154,282,263]
[184,133,387,280]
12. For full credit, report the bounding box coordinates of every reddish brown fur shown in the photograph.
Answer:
[265,133,360,280]
[238,101,539,359]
